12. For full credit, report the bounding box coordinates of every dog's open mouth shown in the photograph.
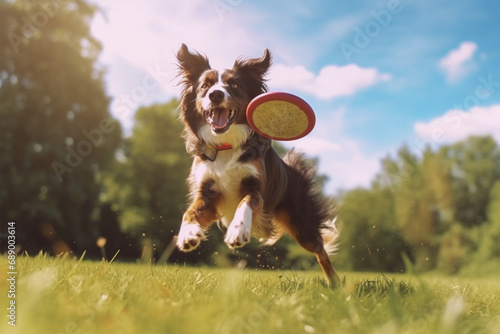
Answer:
[207,107,237,133]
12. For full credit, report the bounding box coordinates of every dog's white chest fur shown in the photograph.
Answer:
[192,148,258,226]
[191,123,258,225]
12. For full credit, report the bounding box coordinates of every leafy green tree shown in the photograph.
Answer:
[0,0,121,254]
[438,136,500,227]
[437,223,475,274]
[373,136,498,273]
[475,181,500,261]
[337,184,408,272]
[102,101,196,262]
[376,143,458,272]
[378,146,436,271]
[432,136,500,274]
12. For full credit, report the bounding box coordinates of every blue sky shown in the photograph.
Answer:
[90,0,500,194]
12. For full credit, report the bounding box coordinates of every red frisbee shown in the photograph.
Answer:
[246,92,316,141]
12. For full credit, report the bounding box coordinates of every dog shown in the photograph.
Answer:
[175,44,340,286]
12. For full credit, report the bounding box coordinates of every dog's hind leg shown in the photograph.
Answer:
[315,247,341,287]
[295,237,341,287]
[273,209,341,287]
[297,240,340,287]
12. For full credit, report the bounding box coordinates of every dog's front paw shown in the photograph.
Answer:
[176,223,206,252]
[225,202,253,249]
[224,220,251,248]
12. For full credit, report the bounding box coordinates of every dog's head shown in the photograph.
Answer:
[177,44,272,149]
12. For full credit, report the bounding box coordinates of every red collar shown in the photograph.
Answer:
[215,143,232,150]
[202,143,233,162]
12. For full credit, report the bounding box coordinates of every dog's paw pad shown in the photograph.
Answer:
[176,223,206,252]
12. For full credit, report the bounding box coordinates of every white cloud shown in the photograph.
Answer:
[269,63,391,99]
[438,41,478,83]
[414,104,500,144]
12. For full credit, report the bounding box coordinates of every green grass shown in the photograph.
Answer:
[1,254,500,334]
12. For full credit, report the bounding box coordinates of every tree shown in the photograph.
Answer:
[475,181,500,261]
[337,184,409,272]
[369,136,499,273]
[102,101,196,262]
[0,0,121,254]
[438,136,500,227]
[377,146,438,271]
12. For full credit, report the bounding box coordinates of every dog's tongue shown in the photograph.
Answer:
[210,108,230,129]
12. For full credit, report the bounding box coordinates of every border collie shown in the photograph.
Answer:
[175,44,340,286]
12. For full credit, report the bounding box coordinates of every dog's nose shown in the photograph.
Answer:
[209,90,225,104]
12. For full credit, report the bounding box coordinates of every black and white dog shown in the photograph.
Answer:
[175,44,340,285]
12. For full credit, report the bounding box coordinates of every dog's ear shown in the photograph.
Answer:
[233,49,272,96]
[233,48,272,79]
[176,44,211,86]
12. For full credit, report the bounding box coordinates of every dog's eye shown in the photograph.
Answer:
[230,83,238,89]
[201,83,209,89]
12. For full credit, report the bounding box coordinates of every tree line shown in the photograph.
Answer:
[336,136,500,274]
[1,0,499,274]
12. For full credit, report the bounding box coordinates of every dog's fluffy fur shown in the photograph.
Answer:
[175,44,340,285]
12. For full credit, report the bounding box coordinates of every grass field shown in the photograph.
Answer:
[1,254,499,334]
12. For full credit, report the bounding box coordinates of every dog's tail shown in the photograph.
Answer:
[320,217,341,256]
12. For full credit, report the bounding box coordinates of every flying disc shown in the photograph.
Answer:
[246,92,316,141]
